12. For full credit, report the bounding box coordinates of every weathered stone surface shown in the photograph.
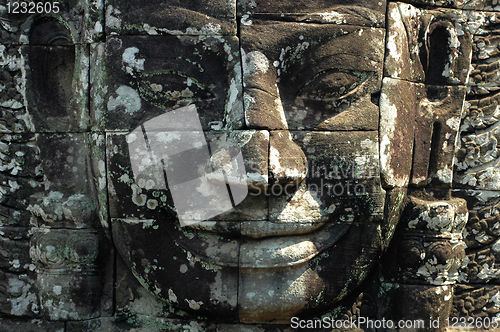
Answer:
[0,269,38,317]
[5,0,500,327]
[0,319,64,332]
[455,11,500,191]
[450,189,500,283]
[0,16,91,133]
[96,35,243,131]
[269,131,384,224]
[112,217,239,321]
[239,130,269,191]
[451,9,500,295]
[0,226,30,272]
[268,131,307,186]
[28,134,99,228]
[385,3,472,85]
[380,78,466,189]
[465,11,500,93]
[452,284,500,320]
[105,0,236,36]
[380,78,416,188]
[384,192,468,285]
[238,0,386,27]
[107,130,267,222]
[115,255,165,318]
[30,228,101,320]
[0,134,41,319]
[380,283,454,331]
[241,21,384,131]
[400,0,500,10]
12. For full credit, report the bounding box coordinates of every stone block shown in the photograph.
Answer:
[269,131,384,224]
[30,228,101,320]
[105,0,236,36]
[379,283,453,331]
[238,0,386,27]
[452,284,500,320]
[451,189,500,283]
[241,22,384,131]
[0,226,30,273]
[28,134,99,228]
[380,78,466,189]
[0,269,38,317]
[96,35,243,131]
[0,44,28,133]
[239,222,383,323]
[107,130,267,222]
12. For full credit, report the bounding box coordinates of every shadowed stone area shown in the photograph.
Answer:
[3,0,500,331]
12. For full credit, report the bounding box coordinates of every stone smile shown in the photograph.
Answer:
[170,220,351,268]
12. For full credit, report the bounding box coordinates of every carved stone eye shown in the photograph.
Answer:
[296,70,371,101]
[132,71,214,108]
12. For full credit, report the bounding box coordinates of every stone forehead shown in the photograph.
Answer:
[105,0,387,35]
[105,0,500,37]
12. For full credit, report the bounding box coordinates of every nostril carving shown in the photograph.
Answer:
[371,92,381,105]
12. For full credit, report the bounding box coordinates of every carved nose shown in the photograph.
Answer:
[236,130,308,192]
[269,131,308,186]
[241,49,308,189]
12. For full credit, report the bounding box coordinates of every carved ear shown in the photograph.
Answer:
[420,18,458,85]
[29,17,73,46]
[28,18,75,126]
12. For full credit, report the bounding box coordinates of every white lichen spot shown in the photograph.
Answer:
[146,199,158,210]
[131,183,147,206]
[106,5,122,29]
[241,14,252,26]
[107,86,141,114]
[118,173,130,184]
[242,50,269,76]
[150,83,163,92]
[490,291,500,308]
[168,289,178,303]
[122,47,145,75]
[493,238,500,252]
[53,285,62,296]
[379,87,402,186]
[387,7,404,77]
[10,259,20,269]
[185,299,203,310]
[446,117,460,132]
[319,11,346,24]
[436,165,453,184]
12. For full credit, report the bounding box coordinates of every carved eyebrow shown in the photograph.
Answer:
[240,6,384,27]
[291,54,378,82]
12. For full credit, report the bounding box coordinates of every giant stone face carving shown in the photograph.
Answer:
[102,0,398,323]
[3,0,497,328]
